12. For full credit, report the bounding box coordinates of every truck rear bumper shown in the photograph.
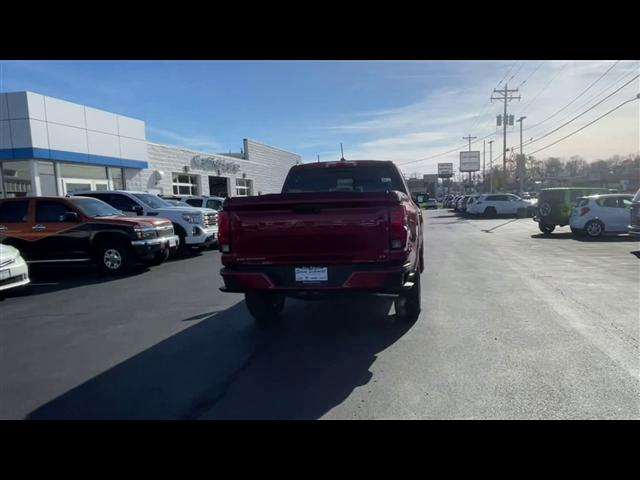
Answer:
[220,263,417,295]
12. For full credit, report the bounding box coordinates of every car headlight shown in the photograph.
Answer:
[0,256,17,267]
[182,213,202,224]
[133,226,158,240]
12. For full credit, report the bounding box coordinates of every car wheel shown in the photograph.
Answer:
[143,248,170,267]
[245,293,286,327]
[539,223,555,234]
[176,234,196,258]
[98,241,134,275]
[395,273,421,324]
[585,220,604,238]
[484,207,497,218]
[538,202,552,218]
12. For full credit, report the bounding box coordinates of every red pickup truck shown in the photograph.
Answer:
[218,160,424,325]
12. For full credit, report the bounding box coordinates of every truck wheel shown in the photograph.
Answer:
[484,207,497,218]
[143,248,170,267]
[539,223,555,234]
[395,273,421,324]
[245,293,286,327]
[98,241,134,275]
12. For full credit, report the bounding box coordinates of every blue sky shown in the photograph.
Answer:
[1,60,638,176]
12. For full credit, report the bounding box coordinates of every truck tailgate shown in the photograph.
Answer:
[226,193,401,264]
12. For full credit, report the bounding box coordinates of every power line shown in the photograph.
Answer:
[509,61,526,83]
[495,61,519,90]
[524,60,620,131]
[525,62,638,135]
[514,73,639,150]
[520,61,569,113]
[397,131,496,167]
[528,95,639,155]
[517,61,545,88]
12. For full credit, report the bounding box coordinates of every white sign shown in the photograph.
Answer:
[295,267,328,282]
[438,163,453,176]
[192,155,241,174]
[459,151,481,172]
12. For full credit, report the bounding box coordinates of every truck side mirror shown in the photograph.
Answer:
[61,211,79,222]
[132,205,144,216]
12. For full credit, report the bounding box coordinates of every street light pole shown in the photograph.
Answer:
[488,140,494,192]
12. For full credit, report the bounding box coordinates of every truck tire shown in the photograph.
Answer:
[484,207,497,218]
[97,241,134,275]
[245,293,286,327]
[395,273,421,324]
[539,223,555,234]
[143,248,170,267]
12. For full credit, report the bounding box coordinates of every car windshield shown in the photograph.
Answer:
[132,194,171,209]
[166,200,191,207]
[71,197,124,217]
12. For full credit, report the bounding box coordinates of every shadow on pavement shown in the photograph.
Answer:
[26,295,411,420]
[2,264,150,298]
[531,233,639,242]
[630,251,640,259]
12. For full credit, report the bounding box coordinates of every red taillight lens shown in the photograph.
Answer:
[389,206,408,250]
[580,207,591,216]
[217,210,230,252]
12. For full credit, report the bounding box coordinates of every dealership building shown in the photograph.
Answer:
[0,91,301,199]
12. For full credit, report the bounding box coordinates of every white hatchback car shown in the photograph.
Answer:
[0,244,30,297]
[467,193,530,216]
[569,194,633,237]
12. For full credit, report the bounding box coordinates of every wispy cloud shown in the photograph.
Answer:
[146,125,221,151]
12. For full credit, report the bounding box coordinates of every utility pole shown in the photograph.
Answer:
[491,83,520,189]
[317,154,320,163]
[462,134,476,192]
[340,143,345,160]
[516,116,526,194]
[488,140,494,192]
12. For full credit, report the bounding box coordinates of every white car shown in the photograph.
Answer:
[467,193,530,217]
[0,244,30,297]
[569,194,633,238]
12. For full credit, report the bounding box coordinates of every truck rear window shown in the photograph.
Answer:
[282,165,406,194]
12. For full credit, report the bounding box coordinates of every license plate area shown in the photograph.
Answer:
[0,269,10,281]
[295,267,328,283]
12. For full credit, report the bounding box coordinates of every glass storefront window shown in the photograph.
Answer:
[60,163,108,180]
[172,174,199,195]
[38,161,58,196]
[108,167,125,190]
[1,161,32,198]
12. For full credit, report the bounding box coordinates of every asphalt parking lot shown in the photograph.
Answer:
[1,210,638,419]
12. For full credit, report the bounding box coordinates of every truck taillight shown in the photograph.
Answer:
[580,207,591,216]
[218,210,230,252]
[389,206,408,250]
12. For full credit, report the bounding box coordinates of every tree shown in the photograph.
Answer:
[543,157,563,178]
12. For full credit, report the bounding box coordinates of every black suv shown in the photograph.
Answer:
[534,187,610,234]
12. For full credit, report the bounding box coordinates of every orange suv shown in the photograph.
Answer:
[0,196,179,274]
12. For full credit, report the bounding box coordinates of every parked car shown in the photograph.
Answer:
[0,196,178,274]
[163,199,192,208]
[533,187,611,234]
[629,188,640,237]
[423,198,438,210]
[569,194,634,238]
[467,193,530,217]
[73,190,217,254]
[218,160,424,326]
[164,195,225,211]
[0,244,30,299]
[462,195,482,214]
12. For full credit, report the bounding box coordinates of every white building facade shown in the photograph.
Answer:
[0,91,301,199]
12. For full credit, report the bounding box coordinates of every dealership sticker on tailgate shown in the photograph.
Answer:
[295,267,328,282]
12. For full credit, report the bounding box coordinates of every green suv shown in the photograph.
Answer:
[534,187,610,234]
